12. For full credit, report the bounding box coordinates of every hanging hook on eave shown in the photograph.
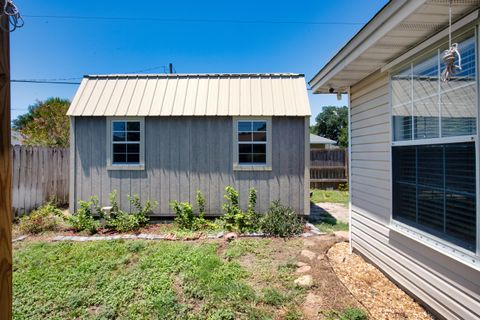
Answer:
[441,0,462,82]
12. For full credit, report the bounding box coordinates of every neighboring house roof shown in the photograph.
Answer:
[309,134,336,145]
[11,130,23,145]
[67,73,311,117]
[309,0,479,93]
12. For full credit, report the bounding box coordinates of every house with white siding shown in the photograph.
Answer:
[309,1,480,319]
[67,73,311,216]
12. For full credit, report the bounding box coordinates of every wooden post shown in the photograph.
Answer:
[0,4,12,318]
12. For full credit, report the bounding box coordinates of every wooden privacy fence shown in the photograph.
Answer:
[11,146,69,218]
[310,148,348,189]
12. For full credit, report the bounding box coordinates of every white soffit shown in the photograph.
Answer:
[309,0,480,94]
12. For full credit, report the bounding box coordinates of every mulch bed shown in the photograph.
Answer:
[327,242,433,320]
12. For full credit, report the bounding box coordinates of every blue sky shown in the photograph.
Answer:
[10,0,387,124]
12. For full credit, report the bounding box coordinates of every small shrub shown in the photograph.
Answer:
[196,189,206,218]
[18,202,63,234]
[68,197,101,234]
[338,183,349,192]
[221,186,258,233]
[259,200,304,237]
[171,201,195,229]
[104,191,157,232]
[127,193,156,227]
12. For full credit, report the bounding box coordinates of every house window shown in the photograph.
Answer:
[107,118,144,170]
[391,34,477,253]
[233,118,272,170]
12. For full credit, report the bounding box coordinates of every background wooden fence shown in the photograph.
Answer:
[310,148,348,189]
[11,146,69,218]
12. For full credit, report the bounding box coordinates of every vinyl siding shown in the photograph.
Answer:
[72,116,307,216]
[350,70,480,320]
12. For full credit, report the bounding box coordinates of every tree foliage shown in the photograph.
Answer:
[13,97,70,147]
[311,106,348,147]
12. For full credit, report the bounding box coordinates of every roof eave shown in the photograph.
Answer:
[308,0,427,94]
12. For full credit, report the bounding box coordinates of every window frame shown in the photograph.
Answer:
[388,26,480,268]
[106,117,145,171]
[232,117,272,171]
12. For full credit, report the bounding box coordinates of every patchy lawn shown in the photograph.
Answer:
[14,237,366,320]
[311,190,349,207]
[316,220,349,234]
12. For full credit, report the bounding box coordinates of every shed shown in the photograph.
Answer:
[309,133,336,149]
[309,1,480,319]
[67,73,311,216]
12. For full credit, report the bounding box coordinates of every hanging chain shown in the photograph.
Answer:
[0,0,23,32]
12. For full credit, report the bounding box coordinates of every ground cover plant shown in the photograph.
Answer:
[13,239,309,319]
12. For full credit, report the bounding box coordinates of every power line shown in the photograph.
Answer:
[11,79,81,84]
[23,14,365,26]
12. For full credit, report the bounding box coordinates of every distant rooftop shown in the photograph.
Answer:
[310,134,336,145]
[68,73,311,117]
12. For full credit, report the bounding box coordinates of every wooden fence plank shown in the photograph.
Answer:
[11,146,69,218]
[310,148,349,189]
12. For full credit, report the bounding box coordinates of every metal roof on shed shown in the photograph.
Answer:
[67,73,311,117]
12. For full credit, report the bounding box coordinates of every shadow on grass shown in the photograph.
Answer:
[309,203,349,233]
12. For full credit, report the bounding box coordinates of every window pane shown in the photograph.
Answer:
[239,153,252,163]
[252,121,267,131]
[127,132,140,142]
[113,122,126,131]
[113,131,126,141]
[238,132,252,142]
[252,154,266,163]
[239,144,252,154]
[113,144,126,153]
[393,182,417,222]
[127,122,140,131]
[393,142,476,252]
[445,142,476,193]
[252,132,266,142]
[441,36,476,137]
[393,104,412,141]
[238,122,251,132]
[113,153,126,163]
[392,67,411,107]
[414,96,439,139]
[127,144,140,153]
[417,144,443,188]
[252,144,266,153]
[127,153,140,163]
[413,54,438,100]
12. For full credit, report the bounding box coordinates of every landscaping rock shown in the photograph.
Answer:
[302,293,323,319]
[317,253,325,261]
[301,249,316,260]
[296,261,308,267]
[12,235,28,243]
[294,275,314,287]
[334,231,349,242]
[305,222,324,235]
[224,232,238,242]
[295,265,312,273]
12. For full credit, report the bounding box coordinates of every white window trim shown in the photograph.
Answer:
[232,117,272,171]
[388,26,480,268]
[106,117,145,171]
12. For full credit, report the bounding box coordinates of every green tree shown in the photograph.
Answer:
[13,98,70,147]
[311,106,348,147]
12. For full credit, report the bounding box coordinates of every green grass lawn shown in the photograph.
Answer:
[13,240,305,320]
[310,189,349,207]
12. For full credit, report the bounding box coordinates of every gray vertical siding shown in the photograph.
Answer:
[73,116,306,216]
[350,71,480,320]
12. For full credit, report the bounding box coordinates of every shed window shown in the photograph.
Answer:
[391,33,477,254]
[107,118,144,170]
[237,121,267,164]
